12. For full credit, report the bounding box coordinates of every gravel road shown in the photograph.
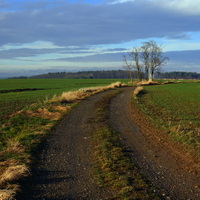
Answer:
[17,89,114,200]
[17,87,200,200]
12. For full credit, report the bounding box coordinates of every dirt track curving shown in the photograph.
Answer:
[109,87,200,200]
[17,86,200,200]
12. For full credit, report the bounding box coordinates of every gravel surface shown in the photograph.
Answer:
[17,86,200,200]
[109,87,200,200]
[17,89,114,200]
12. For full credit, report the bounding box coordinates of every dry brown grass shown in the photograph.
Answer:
[24,105,71,121]
[0,160,18,177]
[0,160,18,168]
[3,141,24,155]
[59,90,89,103]
[26,108,61,120]
[0,143,29,200]
[133,86,144,97]
[0,189,15,200]
[56,81,126,103]
[0,165,29,186]
[136,80,159,86]
[106,81,124,88]
[0,164,29,200]
[53,105,70,112]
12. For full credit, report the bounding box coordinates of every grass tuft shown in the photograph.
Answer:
[3,140,24,155]
[0,165,29,186]
[0,189,16,200]
[133,86,144,98]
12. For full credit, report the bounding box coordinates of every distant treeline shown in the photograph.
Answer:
[29,70,134,79]
[10,70,200,79]
[157,71,200,79]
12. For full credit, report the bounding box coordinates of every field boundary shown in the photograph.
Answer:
[133,82,200,159]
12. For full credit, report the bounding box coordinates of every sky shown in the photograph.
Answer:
[0,0,200,77]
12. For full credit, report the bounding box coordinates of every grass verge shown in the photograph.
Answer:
[133,83,200,158]
[0,81,125,200]
[92,91,161,200]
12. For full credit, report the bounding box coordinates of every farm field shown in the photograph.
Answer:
[138,82,200,154]
[0,79,128,124]
[0,80,128,199]
[0,79,200,199]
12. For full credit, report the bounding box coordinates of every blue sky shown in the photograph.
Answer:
[0,0,200,77]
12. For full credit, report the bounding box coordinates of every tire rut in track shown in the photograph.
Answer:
[109,86,200,200]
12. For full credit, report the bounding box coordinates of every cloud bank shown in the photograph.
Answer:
[0,0,200,47]
[0,0,200,77]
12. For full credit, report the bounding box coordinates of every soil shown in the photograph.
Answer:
[17,86,200,200]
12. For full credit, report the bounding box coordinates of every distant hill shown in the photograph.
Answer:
[9,70,200,79]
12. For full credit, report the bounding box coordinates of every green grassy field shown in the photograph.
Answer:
[138,82,200,154]
[0,79,128,124]
[0,79,128,199]
[0,78,199,199]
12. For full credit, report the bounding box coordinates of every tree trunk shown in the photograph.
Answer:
[149,70,153,82]
[137,70,142,81]
[145,67,149,81]
[129,71,133,82]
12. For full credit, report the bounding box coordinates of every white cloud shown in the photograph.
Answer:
[165,40,200,51]
[0,41,62,51]
[109,0,200,15]
[152,0,200,15]
[107,0,135,4]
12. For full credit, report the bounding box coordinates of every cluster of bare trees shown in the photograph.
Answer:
[123,40,169,82]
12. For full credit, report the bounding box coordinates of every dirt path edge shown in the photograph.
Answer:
[109,86,200,200]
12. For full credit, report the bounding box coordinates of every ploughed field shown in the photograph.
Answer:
[138,82,200,155]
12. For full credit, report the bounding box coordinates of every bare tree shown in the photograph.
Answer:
[141,42,151,80]
[141,40,169,81]
[123,47,143,81]
[130,47,143,81]
[123,55,134,82]
[123,40,168,82]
